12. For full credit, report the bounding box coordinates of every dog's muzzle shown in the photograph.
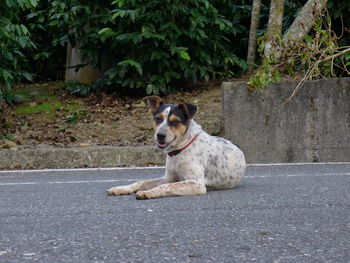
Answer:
[156,133,176,149]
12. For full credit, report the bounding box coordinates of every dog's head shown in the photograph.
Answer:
[145,96,197,150]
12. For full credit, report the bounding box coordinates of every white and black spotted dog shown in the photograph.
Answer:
[107,96,246,199]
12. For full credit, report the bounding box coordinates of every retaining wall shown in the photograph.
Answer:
[222,78,350,163]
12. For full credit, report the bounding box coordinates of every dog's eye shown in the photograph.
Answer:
[170,120,181,126]
[154,117,163,124]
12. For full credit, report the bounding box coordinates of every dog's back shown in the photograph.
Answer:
[166,120,246,190]
[202,133,246,189]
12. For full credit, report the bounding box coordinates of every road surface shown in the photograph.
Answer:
[0,163,349,263]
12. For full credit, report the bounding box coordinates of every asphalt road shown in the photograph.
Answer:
[0,163,349,263]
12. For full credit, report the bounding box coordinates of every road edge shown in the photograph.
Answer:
[0,145,164,170]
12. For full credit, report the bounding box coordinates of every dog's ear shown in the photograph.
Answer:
[144,96,163,114]
[179,102,197,119]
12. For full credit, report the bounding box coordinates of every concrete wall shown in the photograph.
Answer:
[222,78,350,163]
[65,43,102,84]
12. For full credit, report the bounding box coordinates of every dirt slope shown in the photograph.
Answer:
[0,82,224,149]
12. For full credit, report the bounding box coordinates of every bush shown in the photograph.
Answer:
[0,0,37,103]
[25,0,69,81]
[105,0,248,94]
[2,0,349,99]
[47,0,248,94]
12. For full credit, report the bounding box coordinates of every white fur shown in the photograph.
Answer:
[107,117,246,199]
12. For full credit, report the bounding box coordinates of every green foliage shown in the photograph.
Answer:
[0,132,14,140]
[247,56,281,88]
[0,0,37,102]
[25,1,69,81]
[15,101,62,115]
[345,52,350,67]
[2,0,350,99]
[64,110,88,124]
[0,88,24,104]
[66,82,96,98]
[66,78,108,97]
[112,0,247,93]
[248,15,349,89]
[327,0,350,49]
[45,0,248,94]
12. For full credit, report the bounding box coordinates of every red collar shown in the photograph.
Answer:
[167,132,201,157]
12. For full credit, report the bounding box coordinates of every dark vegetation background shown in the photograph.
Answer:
[1,0,350,102]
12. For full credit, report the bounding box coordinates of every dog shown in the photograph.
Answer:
[107,96,246,199]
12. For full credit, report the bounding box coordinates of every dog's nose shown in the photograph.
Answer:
[157,133,166,141]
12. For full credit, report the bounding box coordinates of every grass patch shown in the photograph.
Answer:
[13,82,84,119]
[15,102,62,115]
[64,103,80,111]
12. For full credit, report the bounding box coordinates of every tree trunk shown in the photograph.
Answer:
[247,0,262,72]
[264,0,285,59]
[283,0,328,43]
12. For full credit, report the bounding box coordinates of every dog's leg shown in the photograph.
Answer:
[107,176,173,196]
[135,180,206,200]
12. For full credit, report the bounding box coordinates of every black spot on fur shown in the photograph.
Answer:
[209,155,219,167]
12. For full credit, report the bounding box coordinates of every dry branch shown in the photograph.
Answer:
[278,46,350,107]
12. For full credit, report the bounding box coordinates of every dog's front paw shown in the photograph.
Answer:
[135,190,154,200]
[107,186,133,196]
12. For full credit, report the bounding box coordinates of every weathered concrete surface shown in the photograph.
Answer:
[65,43,102,84]
[0,146,164,170]
[222,78,350,163]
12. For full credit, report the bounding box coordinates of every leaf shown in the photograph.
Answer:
[112,9,137,22]
[118,60,143,75]
[0,69,13,81]
[112,0,126,8]
[116,33,142,43]
[146,84,153,94]
[34,52,50,60]
[150,50,169,60]
[178,50,190,60]
[21,72,33,82]
[257,38,265,53]
[344,52,350,61]
[20,24,29,35]
[98,27,112,35]
[304,34,313,43]
[29,0,38,7]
